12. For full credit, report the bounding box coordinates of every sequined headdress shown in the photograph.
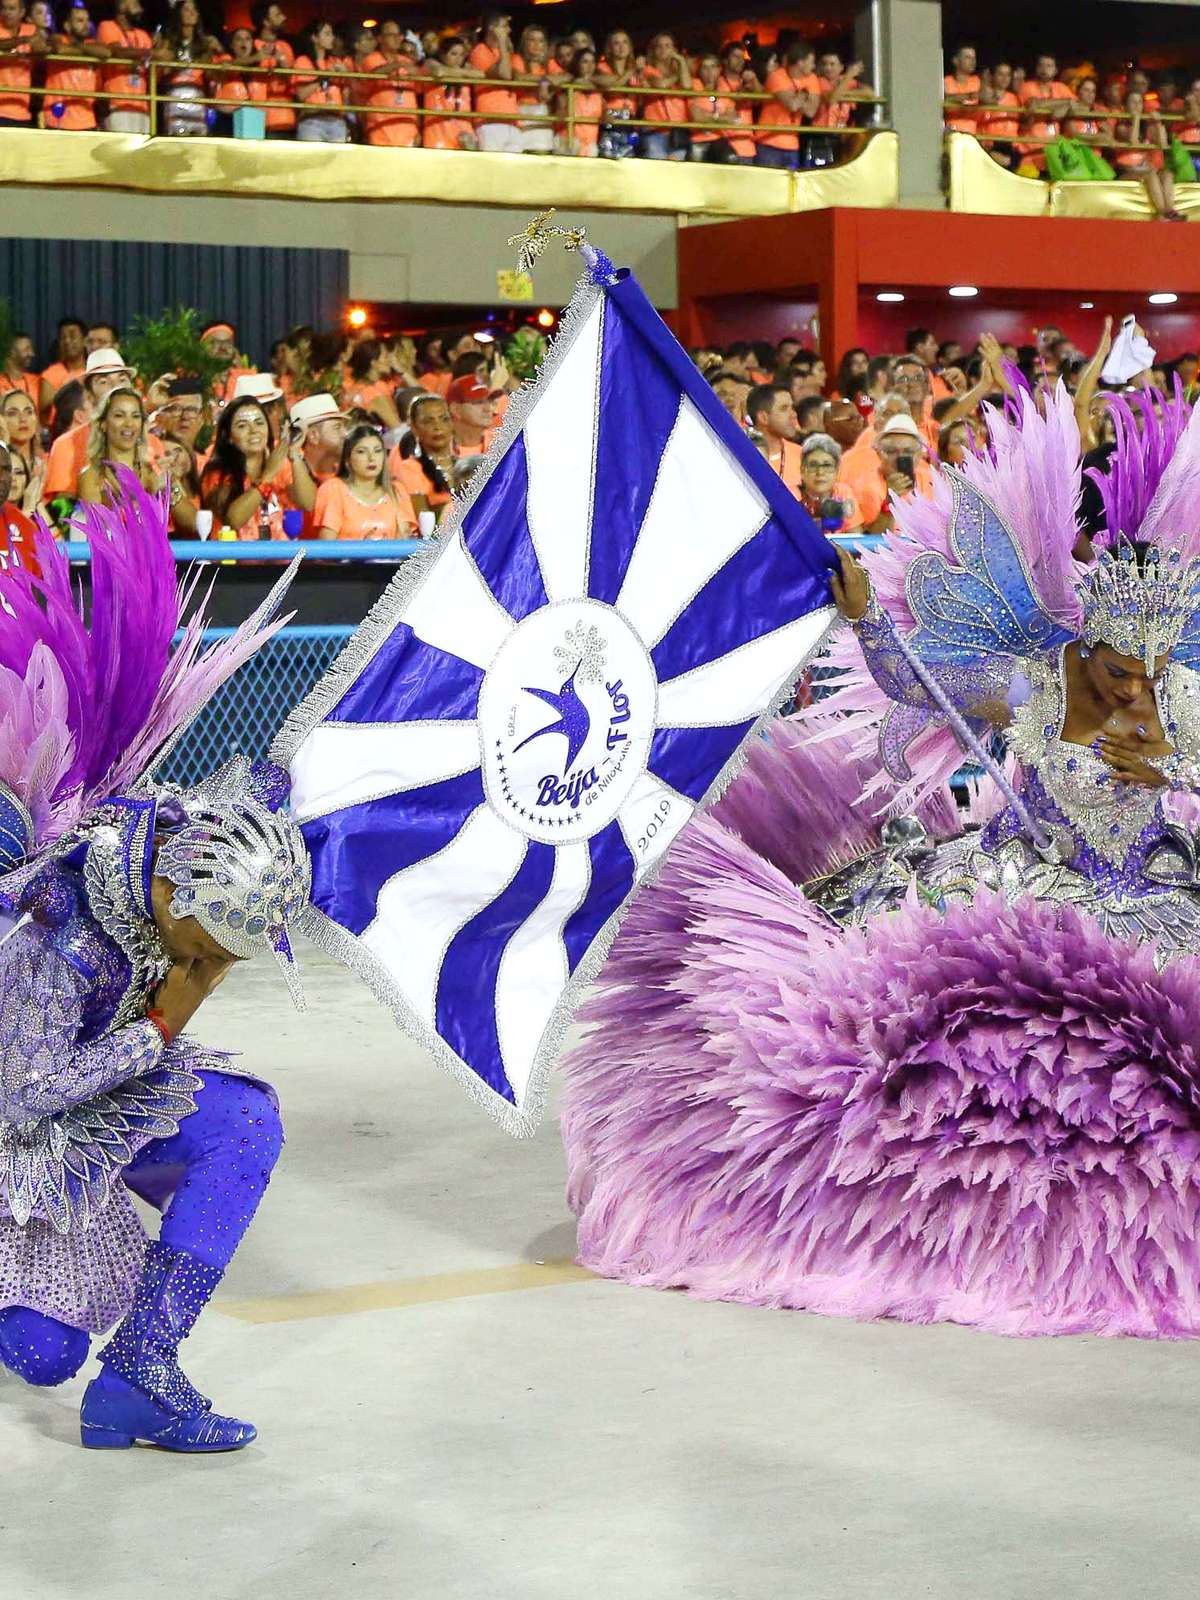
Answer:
[1079,542,1200,671]
[155,758,311,1009]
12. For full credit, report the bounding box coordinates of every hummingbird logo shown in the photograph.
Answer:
[514,660,592,774]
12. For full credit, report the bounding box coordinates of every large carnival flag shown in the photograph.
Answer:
[273,240,837,1135]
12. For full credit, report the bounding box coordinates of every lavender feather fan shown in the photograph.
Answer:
[0,469,296,841]
[1087,386,1196,552]
[562,723,1200,1338]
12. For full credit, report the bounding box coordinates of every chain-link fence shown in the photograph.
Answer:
[159,625,353,788]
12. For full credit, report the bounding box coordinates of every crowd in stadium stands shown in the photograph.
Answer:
[943,47,1200,218]
[1,309,1195,564]
[692,322,1199,535]
[0,3,875,164]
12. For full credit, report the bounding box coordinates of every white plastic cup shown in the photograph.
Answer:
[195,509,213,540]
[417,510,436,539]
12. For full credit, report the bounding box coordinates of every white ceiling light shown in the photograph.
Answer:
[1148,292,1178,305]
[876,291,905,303]
[948,285,979,299]
[1079,301,1095,309]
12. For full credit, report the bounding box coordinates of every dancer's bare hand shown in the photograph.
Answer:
[830,544,871,622]
[1096,732,1173,786]
[151,958,235,1037]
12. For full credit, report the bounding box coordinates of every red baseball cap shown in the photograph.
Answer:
[446,376,494,405]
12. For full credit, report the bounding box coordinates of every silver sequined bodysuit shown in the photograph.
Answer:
[809,613,1200,959]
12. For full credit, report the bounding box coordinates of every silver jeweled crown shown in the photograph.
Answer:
[1079,543,1200,671]
[155,757,311,1009]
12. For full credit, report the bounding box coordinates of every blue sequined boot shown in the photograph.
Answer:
[79,1241,256,1452]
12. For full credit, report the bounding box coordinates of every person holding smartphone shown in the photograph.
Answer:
[842,411,936,533]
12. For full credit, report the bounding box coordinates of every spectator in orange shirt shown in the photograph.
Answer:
[978,60,1022,167]
[43,345,134,497]
[314,423,416,542]
[390,393,455,526]
[159,436,202,537]
[595,27,639,159]
[798,434,862,533]
[43,3,107,131]
[757,39,820,170]
[709,367,751,428]
[294,20,350,143]
[210,27,269,134]
[1115,90,1180,220]
[1,388,42,475]
[1018,54,1074,173]
[747,382,803,495]
[203,323,256,405]
[97,0,152,133]
[40,314,87,419]
[1177,77,1200,178]
[689,51,744,164]
[422,33,479,151]
[0,329,39,405]
[344,340,401,429]
[556,45,602,156]
[152,377,210,456]
[291,390,349,488]
[202,395,317,540]
[640,30,690,161]
[711,40,758,165]
[446,373,497,457]
[77,386,162,504]
[86,320,118,355]
[361,18,418,147]
[513,22,557,154]
[251,1,296,138]
[892,353,941,448]
[0,0,43,128]
[468,11,521,154]
[842,412,936,532]
[943,44,980,133]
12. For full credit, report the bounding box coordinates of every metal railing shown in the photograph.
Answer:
[941,99,1197,155]
[6,52,888,157]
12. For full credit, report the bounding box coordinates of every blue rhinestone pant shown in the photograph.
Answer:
[0,1071,283,1385]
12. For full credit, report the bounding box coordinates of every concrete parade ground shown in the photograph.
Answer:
[1,948,1195,1600]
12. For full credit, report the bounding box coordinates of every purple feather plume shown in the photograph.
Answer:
[1087,385,1197,553]
[0,469,296,839]
[563,727,1200,1337]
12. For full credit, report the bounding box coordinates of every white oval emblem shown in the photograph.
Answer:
[479,600,657,843]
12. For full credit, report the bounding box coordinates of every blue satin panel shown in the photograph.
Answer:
[459,433,549,623]
[435,841,556,1102]
[326,626,484,725]
[303,769,486,936]
[647,722,756,803]
[587,296,688,608]
[562,820,636,976]
[651,521,832,684]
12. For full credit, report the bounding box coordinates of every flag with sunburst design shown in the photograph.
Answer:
[273,248,836,1134]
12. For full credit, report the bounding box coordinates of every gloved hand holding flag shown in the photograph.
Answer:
[273,231,837,1134]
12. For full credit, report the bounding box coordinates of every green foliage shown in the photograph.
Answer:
[503,326,548,384]
[121,306,233,398]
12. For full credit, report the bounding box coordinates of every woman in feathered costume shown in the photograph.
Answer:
[562,383,1200,1337]
[0,471,311,1448]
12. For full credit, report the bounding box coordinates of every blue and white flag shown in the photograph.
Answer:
[273,249,836,1134]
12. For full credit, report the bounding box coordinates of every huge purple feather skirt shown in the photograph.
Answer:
[561,723,1200,1337]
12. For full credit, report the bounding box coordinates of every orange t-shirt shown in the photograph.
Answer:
[716,72,756,159]
[1019,78,1073,144]
[210,58,268,107]
[97,21,153,117]
[843,444,935,527]
[362,50,418,146]
[314,476,415,539]
[978,90,1021,141]
[418,371,452,396]
[390,450,452,508]
[767,438,804,496]
[758,67,820,149]
[293,53,349,112]
[0,371,40,405]
[344,378,394,415]
[642,63,688,124]
[689,79,736,143]
[558,83,602,154]
[468,41,518,118]
[514,53,561,110]
[815,74,859,129]
[0,22,36,122]
[43,41,99,130]
[254,36,295,132]
[596,58,638,115]
[943,72,980,133]
[422,78,473,149]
